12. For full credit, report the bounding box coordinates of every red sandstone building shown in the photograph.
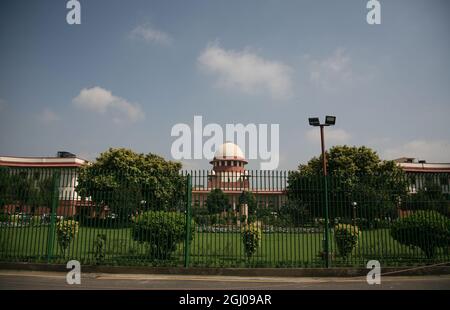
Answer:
[0,152,89,216]
[394,157,450,195]
[192,142,286,211]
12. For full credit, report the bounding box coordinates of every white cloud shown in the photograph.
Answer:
[308,48,354,91]
[37,108,60,123]
[130,24,172,45]
[198,43,293,100]
[306,128,352,146]
[383,140,450,162]
[72,86,144,123]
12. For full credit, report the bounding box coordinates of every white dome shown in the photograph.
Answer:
[214,142,245,160]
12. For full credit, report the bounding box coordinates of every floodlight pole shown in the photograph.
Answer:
[319,125,330,268]
[309,116,335,268]
[320,125,327,177]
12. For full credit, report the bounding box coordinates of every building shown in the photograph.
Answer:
[394,157,450,194]
[0,152,89,216]
[191,142,286,213]
[1,148,448,218]
[0,152,88,168]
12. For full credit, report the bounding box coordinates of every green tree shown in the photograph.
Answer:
[33,172,56,213]
[404,180,449,217]
[0,168,55,213]
[76,148,185,219]
[287,145,408,224]
[205,189,229,214]
[239,191,257,214]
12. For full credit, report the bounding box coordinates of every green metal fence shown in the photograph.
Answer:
[0,167,449,268]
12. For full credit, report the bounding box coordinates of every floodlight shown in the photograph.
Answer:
[308,117,320,126]
[325,116,336,126]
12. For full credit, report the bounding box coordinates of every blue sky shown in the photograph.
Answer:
[0,0,449,170]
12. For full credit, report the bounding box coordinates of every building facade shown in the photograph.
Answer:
[0,152,89,216]
[394,157,450,195]
[191,142,286,213]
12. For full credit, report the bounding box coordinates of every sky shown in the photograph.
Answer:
[0,0,449,170]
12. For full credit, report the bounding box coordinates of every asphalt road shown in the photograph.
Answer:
[0,270,449,290]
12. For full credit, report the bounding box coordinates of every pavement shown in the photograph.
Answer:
[0,270,450,290]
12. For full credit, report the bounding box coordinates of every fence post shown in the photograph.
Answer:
[47,170,60,263]
[184,174,192,268]
[323,175,331,268]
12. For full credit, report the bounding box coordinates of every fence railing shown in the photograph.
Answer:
[0,167,448,268]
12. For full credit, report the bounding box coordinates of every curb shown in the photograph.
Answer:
[1,262,449,277]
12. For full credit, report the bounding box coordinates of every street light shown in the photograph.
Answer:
[325,116,336,125]
[308,116,336,176]
[352,202,358,225]
[308,115,336,268]
[308,117,320,126]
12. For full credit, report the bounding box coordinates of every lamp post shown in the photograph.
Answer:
[308,115,336,268]
[352,201,358,226]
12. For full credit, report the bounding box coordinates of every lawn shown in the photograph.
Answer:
[0,225,446,267]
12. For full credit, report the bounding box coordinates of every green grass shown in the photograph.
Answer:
[0,225,447,267]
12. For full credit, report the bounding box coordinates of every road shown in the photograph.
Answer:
[0,270,449,290]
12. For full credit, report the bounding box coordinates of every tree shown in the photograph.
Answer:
[239,191,257,214]
[287,145,408,224]
[205,189,229,214]
[0,168,56,214]
[404,180,449,217]
[76,148,185,219]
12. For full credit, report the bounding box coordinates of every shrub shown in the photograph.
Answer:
[9,214,21,223]
[217,216,227,225]
[194,214,210,226]
[131,211,194,260]
[206,189,230,214]
[248,215,257,224]
[0,213,9,222]
[31,215,41,226]
[390,210,450,259]
[334,224,359,258]
[241,223,262,259]
[192,207,210,226]
[56,219,79,256]
[239,215,247,224]
[76,215,130,228]
[94,234,107,264]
